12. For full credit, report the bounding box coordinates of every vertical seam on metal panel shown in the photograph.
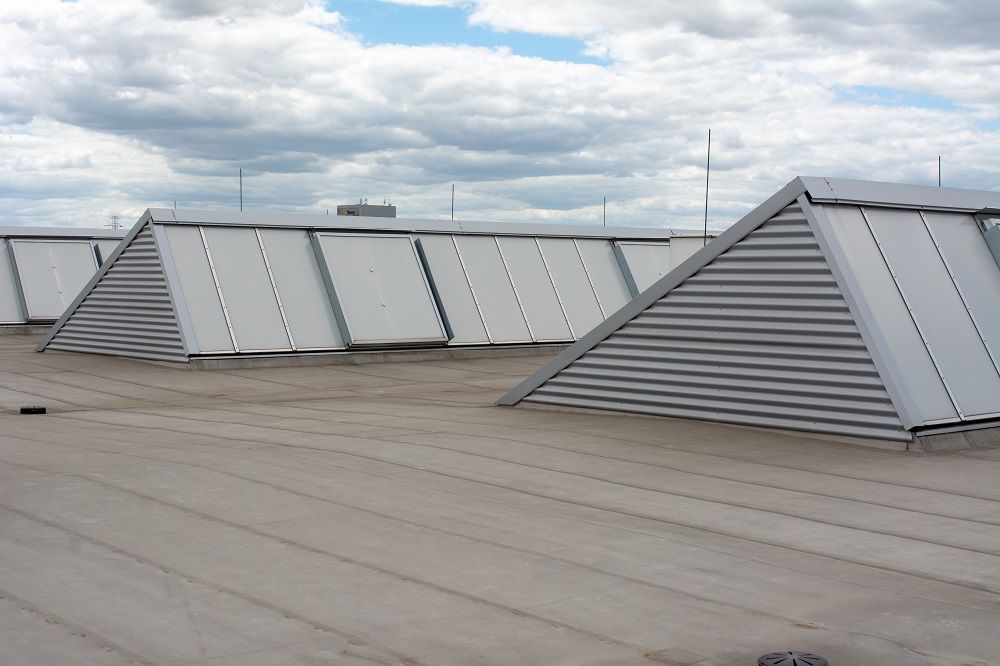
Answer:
[91,241,103,267]
[152,223,197,357]
[0,239,19,323]
[536,237,576,338]
[414,237,455,342]
[573,238,607,319]
[255,228,296,351]
[494,236,536,342]
[309,232,354,348]
[859,206,963,419]
[198,226,240,353]
[4,239,28,323]
[918,210,1000,379]
[451,235,493,343]
[407,235,449,341]
[612,241,640,297]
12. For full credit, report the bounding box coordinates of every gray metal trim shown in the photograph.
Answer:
[451,234,494,344]
[151,222,198,356]
[0,227,126,240]
[4,237,29,323]
[572,238,607,320]
[917,211,1000,379]
[308,231,354,348]
[801,198,920,430]
[145,208,676,240]
[0,238,24,324]
[535,237,576,338]
[36,212,155,351]
[857,206,964,419]
[255,228,296,351]
[498,177,809,406]
[493,236,537,342]
[801,177,1000,212]
[198,226,240,353]
[405,234,450,343]
[91,241,105,267]
[612,241,640,298]
[413,237,455,341]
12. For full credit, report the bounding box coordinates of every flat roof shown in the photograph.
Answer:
[1,334,999,665]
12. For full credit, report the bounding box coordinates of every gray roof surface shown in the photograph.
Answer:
[2,333,1000,665]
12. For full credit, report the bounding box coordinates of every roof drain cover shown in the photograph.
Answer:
[758,653,828,666]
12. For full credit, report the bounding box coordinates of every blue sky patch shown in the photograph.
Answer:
[328,0,603,64]
[834,85,955,110]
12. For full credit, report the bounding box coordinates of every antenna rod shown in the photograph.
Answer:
[603,196,606,227]
[239,168,243,211]
[938,155,941,187]
[703,129,711,247]
[451,183,455,221]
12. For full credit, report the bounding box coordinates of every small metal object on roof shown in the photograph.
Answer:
[758,652,828,666]
[19,406,46,415]
[336,203,396,217]
[499,176,1000,447]
[36,209,686,363]
[1,227,125,326]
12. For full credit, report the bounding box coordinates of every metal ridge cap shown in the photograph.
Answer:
[801,176,1000,211]
[146,208,677,238]
[0,226,126,238]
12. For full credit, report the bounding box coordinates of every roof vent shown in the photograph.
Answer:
[758,652,828,666]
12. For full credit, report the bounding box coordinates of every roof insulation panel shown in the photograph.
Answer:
[500,177,1000,444]
[38,209,681,362]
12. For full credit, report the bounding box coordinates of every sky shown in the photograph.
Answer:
[0,0,998,231]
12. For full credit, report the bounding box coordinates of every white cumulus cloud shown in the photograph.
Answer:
[0,0,996,230]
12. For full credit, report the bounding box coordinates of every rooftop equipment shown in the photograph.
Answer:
[1,227,125,325]
[337,203,396,217]
[499,177,1000,447]
[37,210,683,363]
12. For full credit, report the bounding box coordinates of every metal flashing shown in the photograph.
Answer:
[144,208,676,240]
[801,177,1000,211]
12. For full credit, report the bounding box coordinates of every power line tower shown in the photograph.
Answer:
[107,215,121,229]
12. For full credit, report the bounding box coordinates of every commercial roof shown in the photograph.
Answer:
[37,209,688,363]
[500,177,1000,446]
[2,332,999,665]
[0,227,125,325]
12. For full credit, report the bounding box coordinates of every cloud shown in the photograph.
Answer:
[0,0,997,232]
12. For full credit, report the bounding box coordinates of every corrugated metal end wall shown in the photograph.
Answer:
[523,204,910,442]
[45,224,188,362]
